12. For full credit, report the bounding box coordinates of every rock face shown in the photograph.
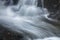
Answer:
[44,0,59,11]
[40,0,60,21]
[47,0,60,21]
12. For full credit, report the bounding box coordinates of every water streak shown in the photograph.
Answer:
[0,0,58,39]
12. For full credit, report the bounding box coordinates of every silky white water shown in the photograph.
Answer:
[0,0,59,40]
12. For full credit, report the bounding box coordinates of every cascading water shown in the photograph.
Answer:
[0,0,45,17]
[15,0,40,16]
[18,0,37,6]
[0,0,60,40]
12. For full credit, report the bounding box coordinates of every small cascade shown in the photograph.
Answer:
[16,0,42,16]
[0,0,59,40]
[22,0,37,6]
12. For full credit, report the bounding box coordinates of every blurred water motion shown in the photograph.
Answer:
[0,0,60,40]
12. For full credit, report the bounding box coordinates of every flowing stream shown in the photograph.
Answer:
[0,0,59,40]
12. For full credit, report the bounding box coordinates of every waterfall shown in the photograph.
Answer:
[0,0,45,17]
[15,0,43,17]
[0,0,57,39]
[19,0,37,6]
[41,0,44,8]
[14,0,37,11]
